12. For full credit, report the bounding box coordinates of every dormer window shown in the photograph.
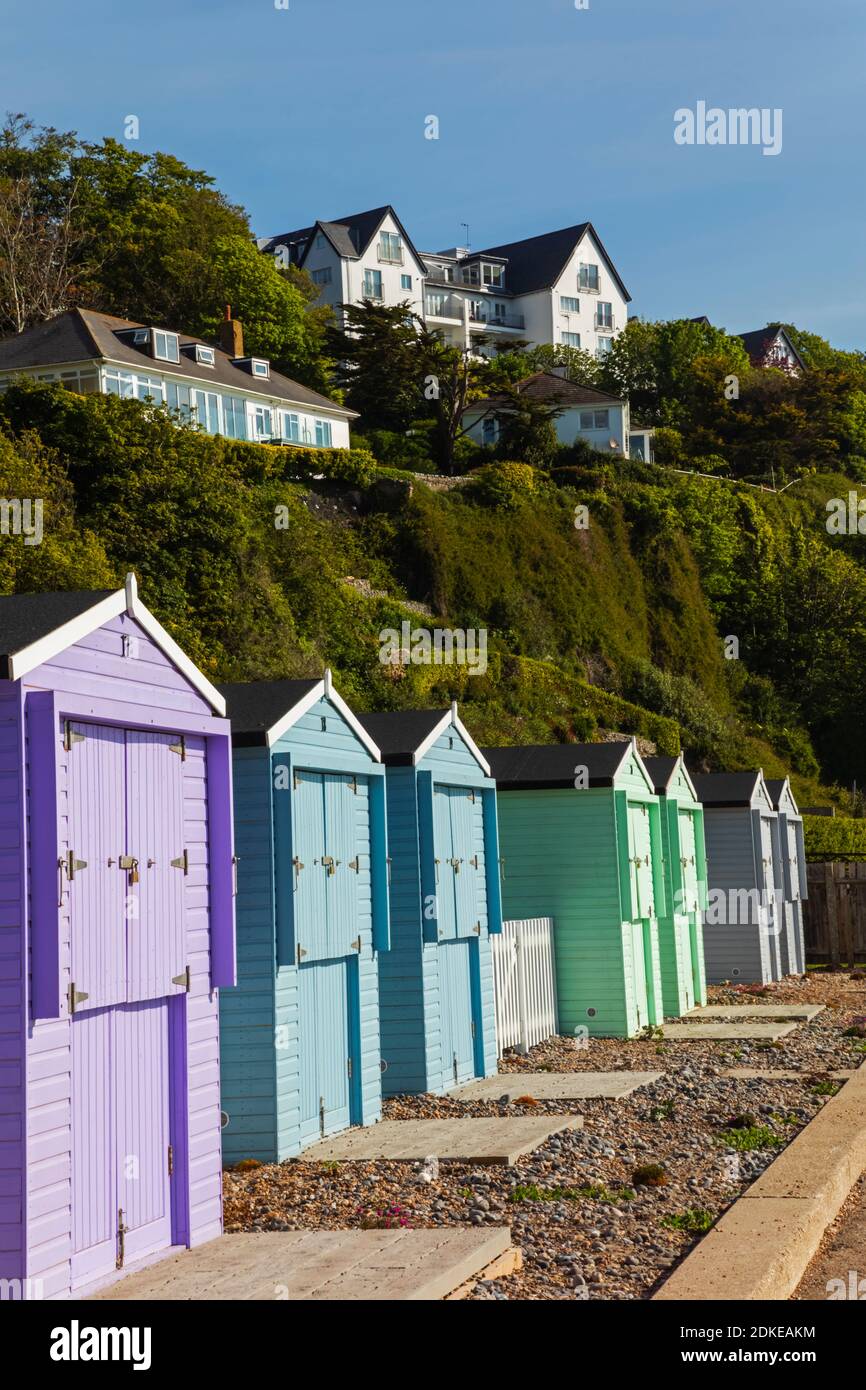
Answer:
[232,356,271,379]
[132,328,150,347]
[482,262,505,288]
[152,329,180,363]
[195,344,215,367]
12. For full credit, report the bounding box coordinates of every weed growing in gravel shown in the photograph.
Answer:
[810,1080,841,1096]
[649,1100,676,1122]
[319,1160,341,1173]
[357,1204,412,1229]
[510,1182,635,1204]
[662,1209,715,1234]
[632,1163,669,1187]
[718,1124,785,1152]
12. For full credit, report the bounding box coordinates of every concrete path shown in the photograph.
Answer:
[452,1071,662,1101]
[686,1004,824,1022]
[92,1229,516,1302]
[661,1021,798,1041]
[301,1116,583,1165]
[722,1068,854,1081]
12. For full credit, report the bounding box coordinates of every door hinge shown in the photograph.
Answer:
[167,1144,174,1177]
[319,1097,325,1136]
[293,770,301,789]
[347,775,358,794]
[116,1208,128,1269]
[347,857,359,872]
[169,735,186,760]
[63,721,85,751]
[297,944,308,964]
[350,936,361,953]
[170,848,189,874]
[469,855,479,869]
[471,1020,476,1039]
[171,964,191,991]
[467,789,476,803]
[67,982,89,1014]
[473,921,481,934]
[347,1057,353,1078]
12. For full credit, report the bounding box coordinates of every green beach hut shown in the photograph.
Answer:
[643,755,709,1015]
[484,740,666,1039]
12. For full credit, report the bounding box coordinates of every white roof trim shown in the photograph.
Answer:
[413,706,491,777]
[6,582,226,716]
[265,674,382,762]
[674,754,700,802]
[627,740,657,796]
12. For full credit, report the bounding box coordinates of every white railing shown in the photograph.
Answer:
[492,917,558,1057]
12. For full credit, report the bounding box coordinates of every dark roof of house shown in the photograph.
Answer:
[262,205,425,273]
[473,222,631,301]
[737,326,805,371]
[691,771,765,808]
[356,709,448,765]
[219,679,321,744]
[765,778,800,815]
[0,589,113,678]
[0,309,355,416]
[643,756,680,794]
[464,371,623,416]
[483,741,632,790]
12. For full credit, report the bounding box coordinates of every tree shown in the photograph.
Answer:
[327,301,430,431]
[0,172,86,333]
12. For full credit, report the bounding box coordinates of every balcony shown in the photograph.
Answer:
[470,308,525,331]
[362,282,385,301]
[425,294,465,320]
[594,314,615,331]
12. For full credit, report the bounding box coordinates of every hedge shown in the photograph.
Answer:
[802,815,866,863]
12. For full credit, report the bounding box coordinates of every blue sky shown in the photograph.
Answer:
[3,0,864,347]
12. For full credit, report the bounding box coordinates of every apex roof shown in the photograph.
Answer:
[484,740,648,790]
[357,706,490,774]
[737,325,805,371]
[465,371,623,415]
[473,222,631,301]
[0,309,354,417]
[219,675,382,757]
[691,770,773,809]
[262,205,425,271]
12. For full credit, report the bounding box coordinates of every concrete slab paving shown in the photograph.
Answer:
[660,1021,799,1041]
[452,1071,662,1101]
[92,1228,516,1301]
[300,1116,583,1165]
[686,1004,825,1022]
[722,1068,854,1081]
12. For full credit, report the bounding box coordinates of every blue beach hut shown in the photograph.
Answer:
[219,673,390,1160]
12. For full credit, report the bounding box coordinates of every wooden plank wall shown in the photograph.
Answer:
[803,862,866,966]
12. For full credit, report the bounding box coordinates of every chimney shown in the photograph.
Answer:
[218,305,244,359]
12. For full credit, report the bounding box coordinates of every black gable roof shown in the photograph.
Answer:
[356,709,447,764]
[475,222,631,301]
[219,679,321,745]
[691,771,763,807]
[483,741,631,790]
[0,590,114,677]
[643,756,679,794]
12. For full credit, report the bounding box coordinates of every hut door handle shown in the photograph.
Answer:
[293,856,304,885]
[434,857,440,883]
[386,855,392,885]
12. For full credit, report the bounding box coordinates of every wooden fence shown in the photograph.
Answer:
[803,862,866,967]
[492,917,558,1056]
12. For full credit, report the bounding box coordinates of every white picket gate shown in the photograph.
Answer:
[492,917,558,1056]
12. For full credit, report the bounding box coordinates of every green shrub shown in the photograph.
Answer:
[803,815,866,862]
[465,460,546,509]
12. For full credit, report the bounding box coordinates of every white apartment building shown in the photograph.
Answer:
[262,208,632,359]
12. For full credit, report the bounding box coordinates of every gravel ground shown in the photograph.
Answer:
[223,972,866,1301]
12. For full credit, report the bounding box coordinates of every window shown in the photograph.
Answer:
[560,296,580,313]
[136,375,165,404]
[460,265,481,286]
[596,302,613,328]
[596,337,613,357]
[152,329,180,363]
[401,274,412,291]
[195,345,215,366]
[223,396,247,440]
[579,263,600,292]
[166,381,194,421]
[363,270,383,300]
[378,231,403,263]
[491,302,508,322]
[254,405,273,439]
[482,263,504,288]
[481,416,498,445]
[579,409,610,431]
[315,233,326,250]
[282,411,301,443]
[562,332,581,348]
[104,369,136,399]
[311,267,332,286]
[314,419,333,448]
[193,389,221,434]
[252,359,270,379]
[470,300,486,322]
